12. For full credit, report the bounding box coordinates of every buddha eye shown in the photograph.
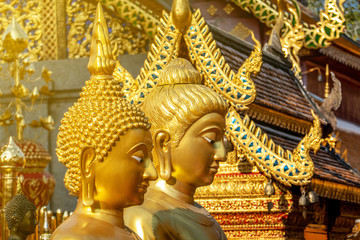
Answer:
[132,155,144,163]
[203,136,215,144]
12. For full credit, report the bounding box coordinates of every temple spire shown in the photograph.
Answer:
[87,3,115,76]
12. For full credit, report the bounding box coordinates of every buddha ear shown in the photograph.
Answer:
[10,216,20,232]
[154,129,172,181]
[80,146,96,206]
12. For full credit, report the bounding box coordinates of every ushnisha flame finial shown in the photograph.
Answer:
[87,3,115,76]
[171,0,192,33]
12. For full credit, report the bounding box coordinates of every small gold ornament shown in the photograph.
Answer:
[207,5,218,16]
[223,3,234,15]
[30,87,40,103]
[41,66,53,84]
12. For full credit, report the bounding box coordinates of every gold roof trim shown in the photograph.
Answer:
[227,108,322,186]
[311,178,360,204]
[230,0,346,49]
[101,0,160,37]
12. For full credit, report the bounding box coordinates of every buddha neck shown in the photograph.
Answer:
[75,198,125,228]
[9,231,27,240]
[154,180,195,205]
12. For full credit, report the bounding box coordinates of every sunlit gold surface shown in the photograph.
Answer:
[53,4,156,240]
[125,58,228,239]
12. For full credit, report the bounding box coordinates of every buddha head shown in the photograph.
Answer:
[56,4,157,210]
[5,194,37,239]
[142,58,228,188]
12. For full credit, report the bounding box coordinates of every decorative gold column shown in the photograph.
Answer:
[0,137,25,240]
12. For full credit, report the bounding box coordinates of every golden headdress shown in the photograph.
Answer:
[56,3,150,195]
[142,58,227,149]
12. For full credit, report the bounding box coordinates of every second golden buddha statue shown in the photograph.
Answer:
[125,58,228,240]
[51,3,157,240]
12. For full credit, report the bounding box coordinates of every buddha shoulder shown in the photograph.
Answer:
[51,214,136,240]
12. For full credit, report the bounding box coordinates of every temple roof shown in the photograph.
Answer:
[210,25,324,132]
[265,127,360,203]
[209,24,360,202]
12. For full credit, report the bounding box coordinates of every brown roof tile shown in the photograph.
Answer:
[211,26,320,123]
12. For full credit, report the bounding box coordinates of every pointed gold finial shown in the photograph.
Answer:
[0,136,25,169]
[325,64,329,98]
[87,3,115,76]
[171,0,192,33]
[2,17,28,61]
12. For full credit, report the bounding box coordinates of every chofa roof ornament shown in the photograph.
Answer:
[114,0,260,110]
[230,0,346,49]
[114,0,322,186]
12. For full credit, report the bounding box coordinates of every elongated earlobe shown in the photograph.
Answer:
[154,130,172,181]
[80,147,96,206]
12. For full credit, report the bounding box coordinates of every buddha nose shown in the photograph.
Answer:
[214,140,226,162]
[143,157,158,181]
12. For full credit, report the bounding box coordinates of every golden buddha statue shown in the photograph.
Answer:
[4,194,37,240]
[51,3,157,240]
[125,58,228,240]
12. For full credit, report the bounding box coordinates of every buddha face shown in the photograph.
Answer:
[171,112,226,187]
[16,210,37,235]
[93,128,157,209]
